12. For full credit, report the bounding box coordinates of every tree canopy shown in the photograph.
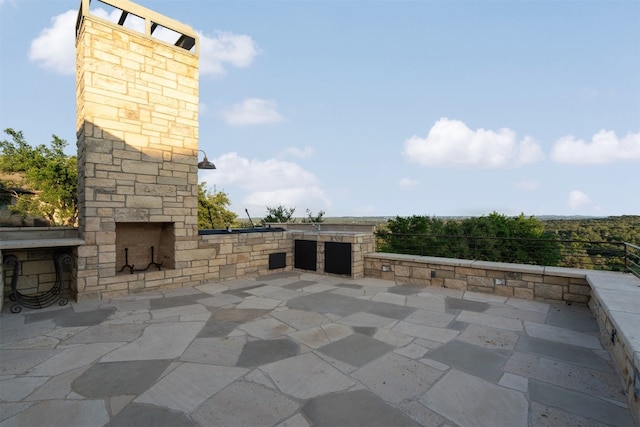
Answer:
[0,128,78,226]
[376,213,562,266]
[197,183,238,229]
[0,128,239,229]
[263,205,296,223]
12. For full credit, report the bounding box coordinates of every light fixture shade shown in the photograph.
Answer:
[197,150,216,169]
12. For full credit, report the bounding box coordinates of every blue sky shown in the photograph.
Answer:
[1,0,639,219]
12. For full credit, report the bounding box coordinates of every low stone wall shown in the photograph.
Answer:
[586,271,640,423]
[198,231,293,281]
[75,230,293,300]
[365,253,591,304]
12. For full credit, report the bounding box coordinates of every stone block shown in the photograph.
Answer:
[543,275,569,286]
[431,278,445,287]
[468,275,494,288]
[534,283,563,301]
[95,231,116,245]
[126,195,162,209]
[514,287,534,300]
[507,279,529,288]
[521,273,544,282]
[444,278,467,290]
[77,245,98,258]
[457,267,485,276]
[494,285,514,297]
[220,264,236,279]
[487,270,506,279]
[435,269,455,279]
[135,183,176,197]
[380,271,394,281]
[395,265,410,278]
[468,285,494,294]
[412,267,431,280]
[564,294,589,304]
[114,208,149,221]
[569,284,591,296]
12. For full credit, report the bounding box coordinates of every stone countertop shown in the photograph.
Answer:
[0,238,85,250]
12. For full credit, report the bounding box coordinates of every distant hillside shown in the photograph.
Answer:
[322,216,392,225]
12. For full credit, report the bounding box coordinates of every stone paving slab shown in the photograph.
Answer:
[529,379,635,427]
[1,273,635,426]
[422,369,528,427]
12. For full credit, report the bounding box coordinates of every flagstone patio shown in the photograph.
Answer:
[0,272,635,426]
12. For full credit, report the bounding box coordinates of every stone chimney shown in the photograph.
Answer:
[74,0,200,299]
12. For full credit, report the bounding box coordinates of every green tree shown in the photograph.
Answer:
[302,208,325,223]
[0,128,78,226]
[461,213,561,265]
[198,183,238,229]
[263,205,296,223]
[376,212,562,266]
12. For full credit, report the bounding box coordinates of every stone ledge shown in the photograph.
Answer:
[0,238,85,250]
[586,270,640,423]
[366,252,475,267]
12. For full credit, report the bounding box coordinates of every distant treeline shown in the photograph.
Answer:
[375,213,639,270]
[541,215,640,244]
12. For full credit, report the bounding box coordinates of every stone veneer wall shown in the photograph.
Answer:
[74,1,201,300]
[75,231,292,300]
[199,232,293,281]
[365,253,591,304]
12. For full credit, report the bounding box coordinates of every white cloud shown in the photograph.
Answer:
[29,9,76,75]
[199,31,260,77]
[398,178,419,188]
[202,152,330,214]
[567,190,599,212]
[403,118,544,169]
[222,98,283,126]
[283,146,315,158]
[28,9,259,78]
[513,180,538,191]
[550,130,640,165]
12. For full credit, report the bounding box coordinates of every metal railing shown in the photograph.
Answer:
[375,233,636,273]
[624,242,640,278]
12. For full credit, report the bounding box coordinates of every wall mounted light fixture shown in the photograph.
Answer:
[197,150,216,169]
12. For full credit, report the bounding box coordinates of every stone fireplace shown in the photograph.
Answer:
[74,0,200,299]
[68,0,373,302]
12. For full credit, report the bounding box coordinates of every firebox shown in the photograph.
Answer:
[115,223,175,273]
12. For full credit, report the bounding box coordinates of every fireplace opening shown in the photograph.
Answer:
[115,222,175,274]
